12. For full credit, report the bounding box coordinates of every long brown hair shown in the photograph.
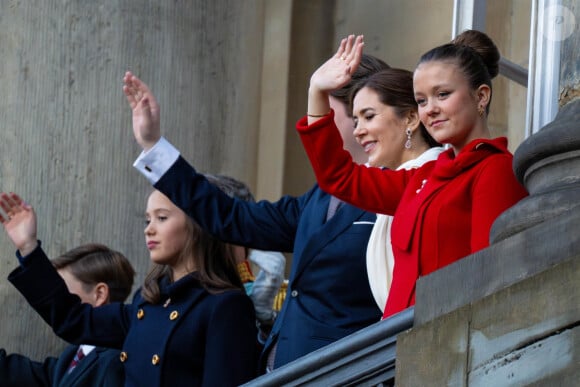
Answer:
[141,191,243,304]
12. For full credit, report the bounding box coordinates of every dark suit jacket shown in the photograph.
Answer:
[155,156,382,370]
[9,246,258,387]
[0,345,124,387]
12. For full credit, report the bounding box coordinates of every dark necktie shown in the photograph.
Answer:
[67,347,85,374]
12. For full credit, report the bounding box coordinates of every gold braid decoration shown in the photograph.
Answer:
[272,280,288,312]
[236,260,255,284]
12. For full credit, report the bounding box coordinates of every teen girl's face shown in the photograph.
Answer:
[352,87,408,169]
[414,61,486,153]
[144,190,191,270]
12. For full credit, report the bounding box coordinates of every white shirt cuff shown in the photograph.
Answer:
[133,137,180,184]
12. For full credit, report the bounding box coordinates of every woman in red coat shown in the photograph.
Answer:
[297,31,528,319]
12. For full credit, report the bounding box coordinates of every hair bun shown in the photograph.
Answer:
[452,30,500,78]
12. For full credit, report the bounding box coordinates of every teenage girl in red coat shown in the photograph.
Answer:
[297,32,528,319]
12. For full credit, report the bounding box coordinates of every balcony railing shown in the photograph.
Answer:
[243,307,414,387]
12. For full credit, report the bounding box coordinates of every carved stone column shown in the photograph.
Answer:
[491,0,580,242]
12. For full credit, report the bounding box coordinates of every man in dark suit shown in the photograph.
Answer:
[0,243,135,386]
[123,52,389,373]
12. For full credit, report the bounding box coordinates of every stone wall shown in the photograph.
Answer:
[0,0,266,358]
[397,258,579,385]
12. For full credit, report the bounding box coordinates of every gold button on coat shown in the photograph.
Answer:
[152,354,160,365]
[169,311,179,320]
[137,309,145,319]
[120,352,128,362]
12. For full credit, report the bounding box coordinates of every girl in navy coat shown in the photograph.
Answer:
[0,190,258,387]
[121,68,385,372]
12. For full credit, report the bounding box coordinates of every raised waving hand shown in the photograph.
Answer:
[0,192,38,256]
[307,35,364,124]
[123,71,161,151]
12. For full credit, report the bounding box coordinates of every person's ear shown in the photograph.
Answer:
[93,282,110,307]
[476,84,491,110]
[405,110,421,131]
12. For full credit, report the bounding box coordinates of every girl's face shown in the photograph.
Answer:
[144,190,193,274]
[413,61,489,153]
[352,87,409,169]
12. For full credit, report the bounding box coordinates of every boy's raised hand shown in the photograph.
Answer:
[0,193,38,256]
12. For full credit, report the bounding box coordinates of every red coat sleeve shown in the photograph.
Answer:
[296,114,411,215]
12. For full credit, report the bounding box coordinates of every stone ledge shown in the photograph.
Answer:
[414,205,580,325]
[396,256,579,386]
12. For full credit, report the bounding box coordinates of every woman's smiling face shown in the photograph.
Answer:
[352,87,409,169]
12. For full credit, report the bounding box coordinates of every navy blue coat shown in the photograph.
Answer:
[154,156,382,370]
[0,345,123,387]
[9,246,258,387]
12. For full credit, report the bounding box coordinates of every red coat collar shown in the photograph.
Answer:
[434,137,510,180]
[392,137,512,253]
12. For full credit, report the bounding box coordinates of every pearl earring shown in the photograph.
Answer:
[405,128,412,149]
